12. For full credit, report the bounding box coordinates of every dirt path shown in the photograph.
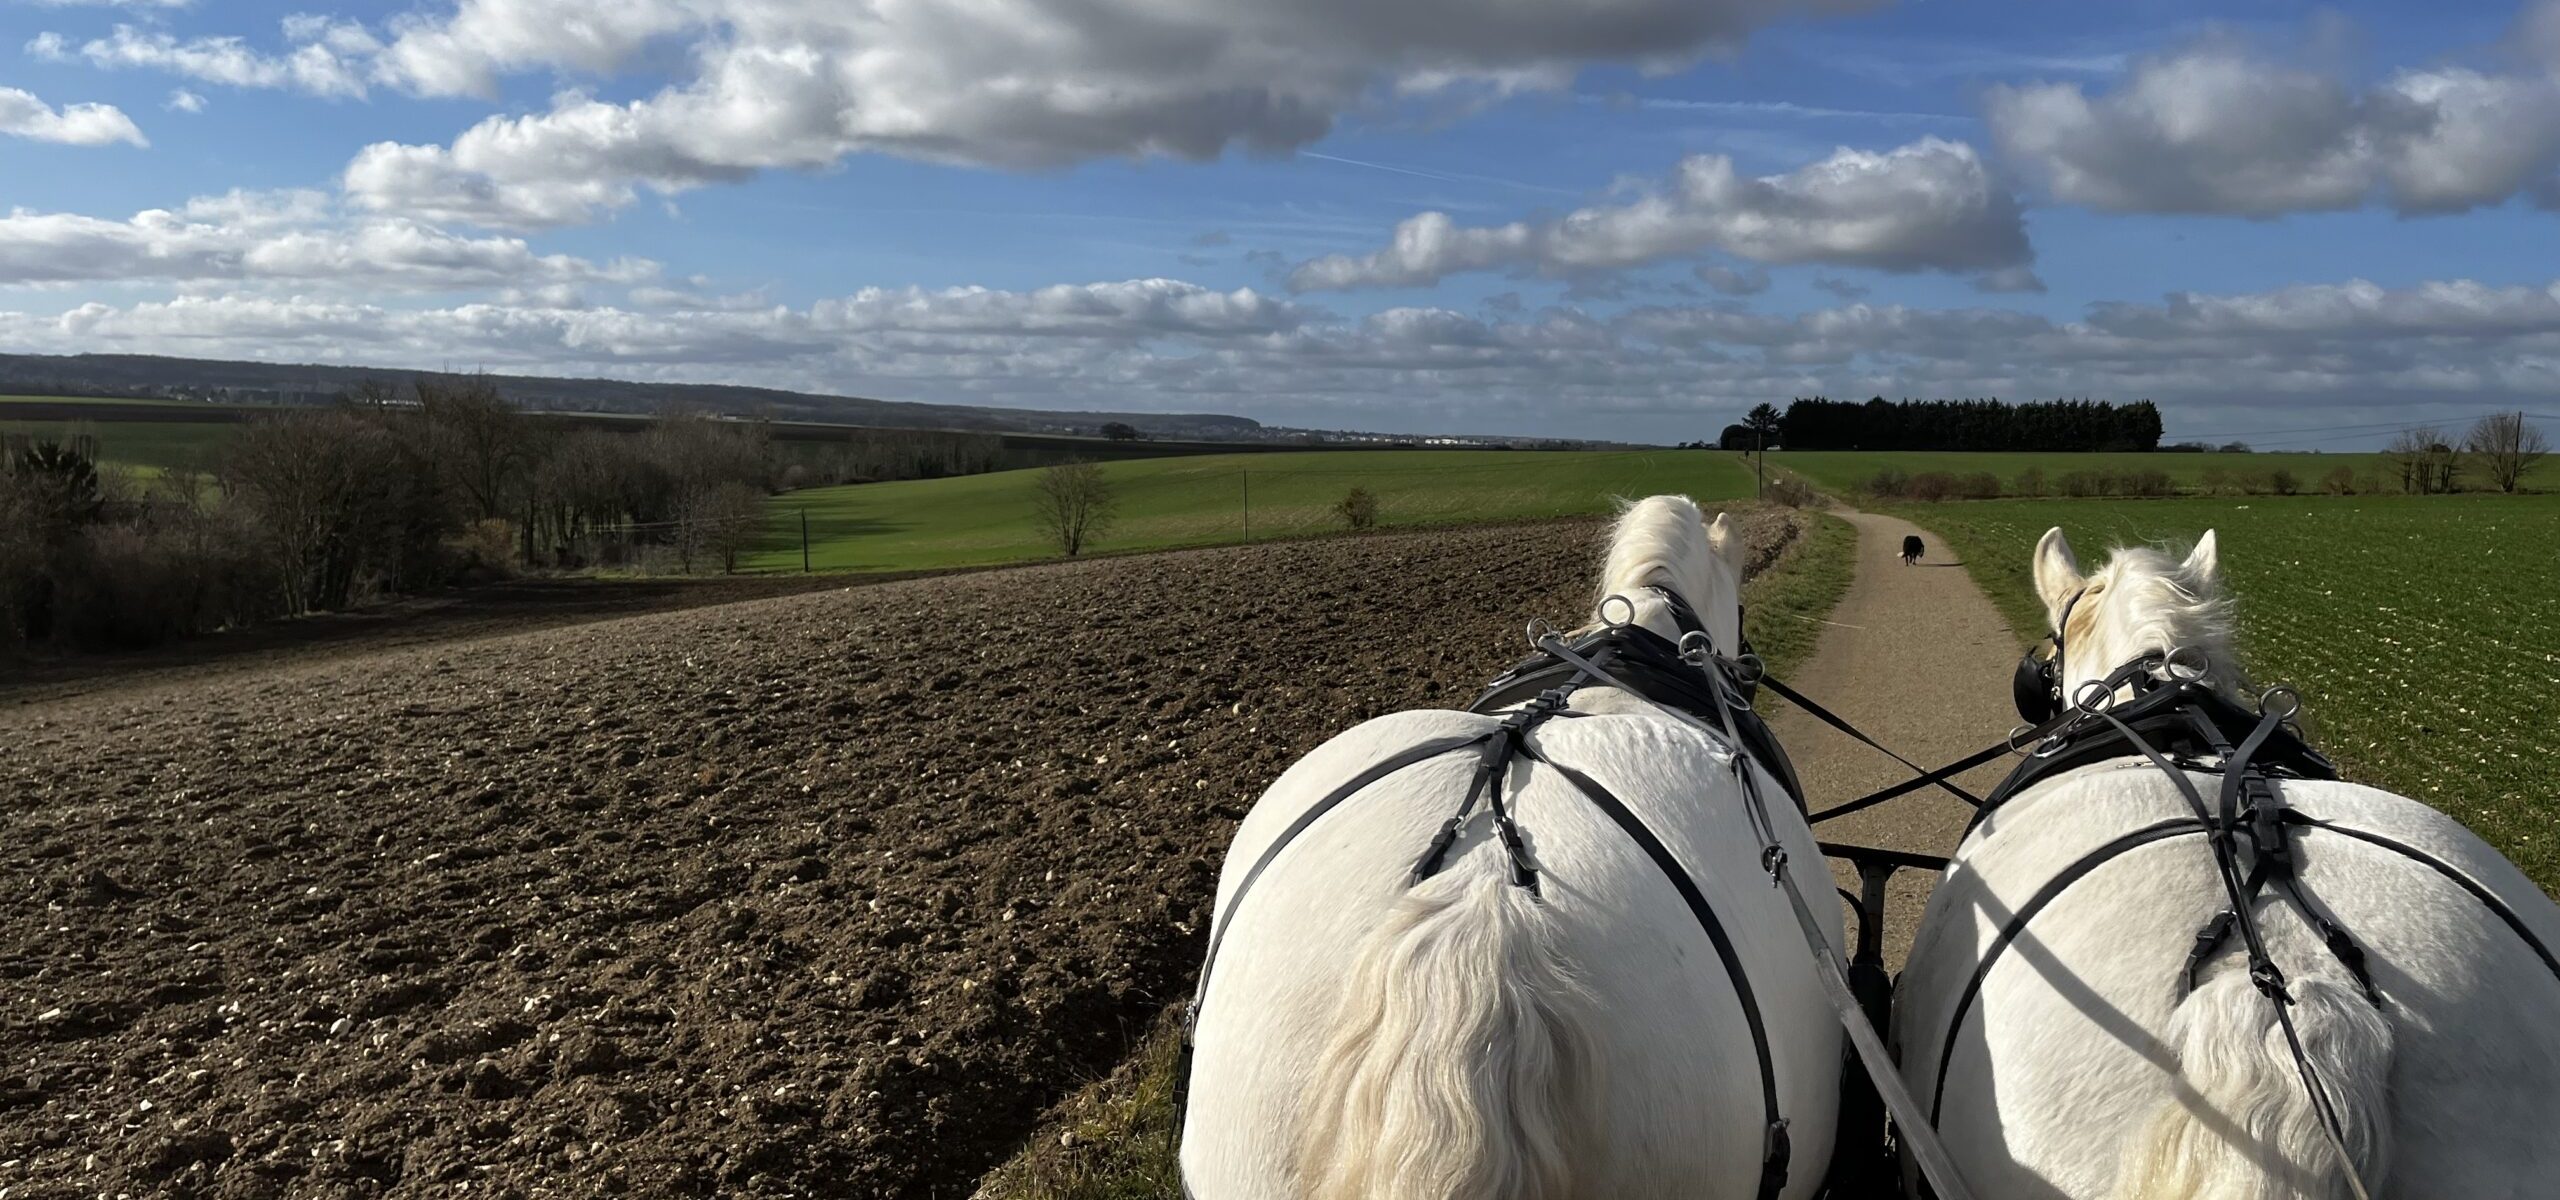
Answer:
[1766,509,2028,970]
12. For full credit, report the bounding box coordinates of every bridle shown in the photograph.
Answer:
[2009,586,2086,726]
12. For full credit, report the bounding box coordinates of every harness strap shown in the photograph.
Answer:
[2178,705,2379,1001]
[1189,733,1495,1026]
[1524,749,1794,1200]
[1808,740,2011,825]
[1413,696,1561,891]
[1766,849,1981,1200]
[2063,706,2373,1200]
[2283,813,2560,984]
[1930,818,2211,1119]
[1757,674,1987,809]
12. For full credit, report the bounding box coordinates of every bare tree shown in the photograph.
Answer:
[220,411,427,612]
[417,377,532,523]
[2465,412,2549,493]
[2383,427,2460,494]
[699,482,769,574]
[1032,461,1116,557]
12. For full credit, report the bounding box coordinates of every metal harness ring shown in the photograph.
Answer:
[2257,685,2303,722]
[1599,593,1638,630]
[1678,629,1718,666]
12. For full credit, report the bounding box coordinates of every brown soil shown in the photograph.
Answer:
[0,514,1789,1200]
[1,574,918,708]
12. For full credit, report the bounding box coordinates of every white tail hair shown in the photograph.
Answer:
[2109,968,2394,1200]
[1298,872,1598,1200]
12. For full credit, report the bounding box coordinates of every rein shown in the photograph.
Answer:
[1175,589,1983,1200]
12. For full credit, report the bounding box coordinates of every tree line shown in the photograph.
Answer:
[1755,397,2165,452]
[1,378,781,655]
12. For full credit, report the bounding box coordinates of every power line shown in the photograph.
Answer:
[2164,406,2560,446]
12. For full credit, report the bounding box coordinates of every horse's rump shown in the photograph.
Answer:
[1184,706,1847,1199]
[1898,772,2560,1198]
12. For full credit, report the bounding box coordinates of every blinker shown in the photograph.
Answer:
[2013,639,2062,724]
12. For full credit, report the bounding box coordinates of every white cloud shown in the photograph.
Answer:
[9,272,2557,439]
[0,86,146,147]
[38,21,374,99]
[1986,35,2560,216]
[1288,138,2030,291]
[321,0,1878,226]
[166,89,206,113]
[0,191,657,291]
[813,280,1307,338]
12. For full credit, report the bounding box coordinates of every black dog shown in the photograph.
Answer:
[1901,534,1925,565]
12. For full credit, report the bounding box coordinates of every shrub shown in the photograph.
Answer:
[2127,469,2172,497]
[1765,477,1819,508]
[2323,466,2357,495]
[2268,468,2299,496]
[2012,467,2047,497]
[1862,469,1911,498]
[51,514,274,651]
[449,518,521,582]
[2057,470,2103,497]
[1334,486,1380,530]
[1956,472,2002,500]
[2200,465,2230,494]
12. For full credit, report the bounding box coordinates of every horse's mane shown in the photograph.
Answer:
[1594,495,1714,618]
[2089,542,2248,697]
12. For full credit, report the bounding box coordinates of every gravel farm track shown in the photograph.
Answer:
[0,513,1798,1200]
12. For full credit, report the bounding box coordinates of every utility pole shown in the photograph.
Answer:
[801,509,811,573]
[1242,469,1250,539]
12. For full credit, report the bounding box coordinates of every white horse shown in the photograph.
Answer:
[1179,496,1845,1200]
[1898,526,2560,1200]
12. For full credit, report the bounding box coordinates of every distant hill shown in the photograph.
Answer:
[0,352,1264,441]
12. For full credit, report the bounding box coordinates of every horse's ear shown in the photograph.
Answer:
[1705,511,1739,570]
[2033,526,2083,616]
[2182,530,2220,587]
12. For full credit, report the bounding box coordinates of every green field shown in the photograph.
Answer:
[1904,494,2560,890]
[0,393,196,407]
[748,450,1755,573]
[0,417,237,475]
[1769,449,2411,495]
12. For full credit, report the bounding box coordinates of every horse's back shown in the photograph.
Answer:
[1186,704,1842,1199]
[1899,772,2560,1196]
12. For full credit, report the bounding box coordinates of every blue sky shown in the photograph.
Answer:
[5,0,2559,444]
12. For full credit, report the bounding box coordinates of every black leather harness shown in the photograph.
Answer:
[1921,655,2560,1181]
[1179,592,1800,1200]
